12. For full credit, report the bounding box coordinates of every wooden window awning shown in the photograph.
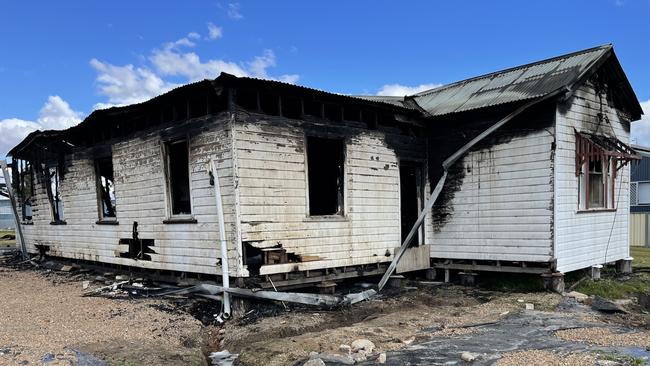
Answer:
[575,131,640,177]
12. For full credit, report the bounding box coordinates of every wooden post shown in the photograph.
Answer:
[0,160,27,258]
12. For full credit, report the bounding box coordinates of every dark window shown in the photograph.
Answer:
[15,159,33,221]
[166,139,192,215]
[95,157,116,219]
[46,165,64,222]
[588,160,604,208]
[307,137,344,216]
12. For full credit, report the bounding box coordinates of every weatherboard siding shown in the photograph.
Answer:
[429,128,555,262]
[554,82,631,273]
[19,114,241,276]
[234,110,428,276]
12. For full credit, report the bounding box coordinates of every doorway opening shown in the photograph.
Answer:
[399,162,423,246]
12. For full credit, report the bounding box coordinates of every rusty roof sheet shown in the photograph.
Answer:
[411,44,613,117]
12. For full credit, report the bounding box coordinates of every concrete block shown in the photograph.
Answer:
[616,257,633,274]
[541,272,564,293]
[589,264,603,280]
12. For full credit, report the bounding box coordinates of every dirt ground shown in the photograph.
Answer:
[3,253,650,365]
[0,263,210,366]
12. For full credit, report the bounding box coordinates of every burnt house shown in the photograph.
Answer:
[7,44,643,288]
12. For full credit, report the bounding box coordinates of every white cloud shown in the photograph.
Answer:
[0,119,40,157]
[376,83,442,96]
[227,3,243,20]
[0,96,83,156]
[247,49,299,83]
[207,23,223,40]
[90,58,178,109]
[631,100,650,146]
[149,37,298,83]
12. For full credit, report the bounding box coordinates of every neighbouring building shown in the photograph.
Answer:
[630,145,650,247]
[0,199,15,230]
[7,44,643,288]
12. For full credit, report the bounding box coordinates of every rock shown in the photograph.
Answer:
[339,344,351,355]
[82,281,90,289]
[402,336,415,345]
[209,350,239,366]
[351,352,367,363]
[351,338,375,353]
[41,353,55,363]
[565,291,589,302]
[377,353,387,364]
[308,351,319,359]
[592,296,627,313]
[94,276,107,283]
[613,299,633,306]
[115,275,129,281]
[525,303,534,310]
[303,359,325,366]
[317,353,354,365]
[60,265,74,272]
[517,298,524,303]
[460,351,478,362]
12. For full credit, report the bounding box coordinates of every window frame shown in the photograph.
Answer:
[94,157,117,223]
[304,134,347,220]
[45,164,66,224]
[575,131,640,213]
[634,181,650,205]
[578,156,615,212]
[162,136,196,223]
[14,159,34,223]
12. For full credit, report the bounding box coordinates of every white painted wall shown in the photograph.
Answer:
[233,110,429,276]
[429,128,555,262]
[19,113,240,275]
[554,82,631,273]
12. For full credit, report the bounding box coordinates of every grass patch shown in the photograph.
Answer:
[574,274,650,299]
[0,229,16,248]
[631,246,650,268]
[593,350,646,366]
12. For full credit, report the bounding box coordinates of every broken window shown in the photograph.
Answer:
[165,139,192,216]
[14,159,33,221]
[46,165,64,223]
[95,157,116,220]
[575,131,639,210]
[307,136,345,216]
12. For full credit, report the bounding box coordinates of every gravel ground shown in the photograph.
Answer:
[556,326,650,348]
[0,266,207,365]
[495,350,596,366]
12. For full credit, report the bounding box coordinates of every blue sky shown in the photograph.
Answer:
[1,0,650,156]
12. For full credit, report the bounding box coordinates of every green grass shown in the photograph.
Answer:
[631,246,650,268]
[574,273,650,299]
[593,351,646,366]
[0,229,15,247]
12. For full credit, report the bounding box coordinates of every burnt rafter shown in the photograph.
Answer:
[574,130,640,177]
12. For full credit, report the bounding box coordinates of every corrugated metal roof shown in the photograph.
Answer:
[411,44,612,117]
[352,95,416,109]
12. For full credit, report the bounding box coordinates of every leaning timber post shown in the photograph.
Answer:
[210,159,231,317]
[0,160,27,259]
